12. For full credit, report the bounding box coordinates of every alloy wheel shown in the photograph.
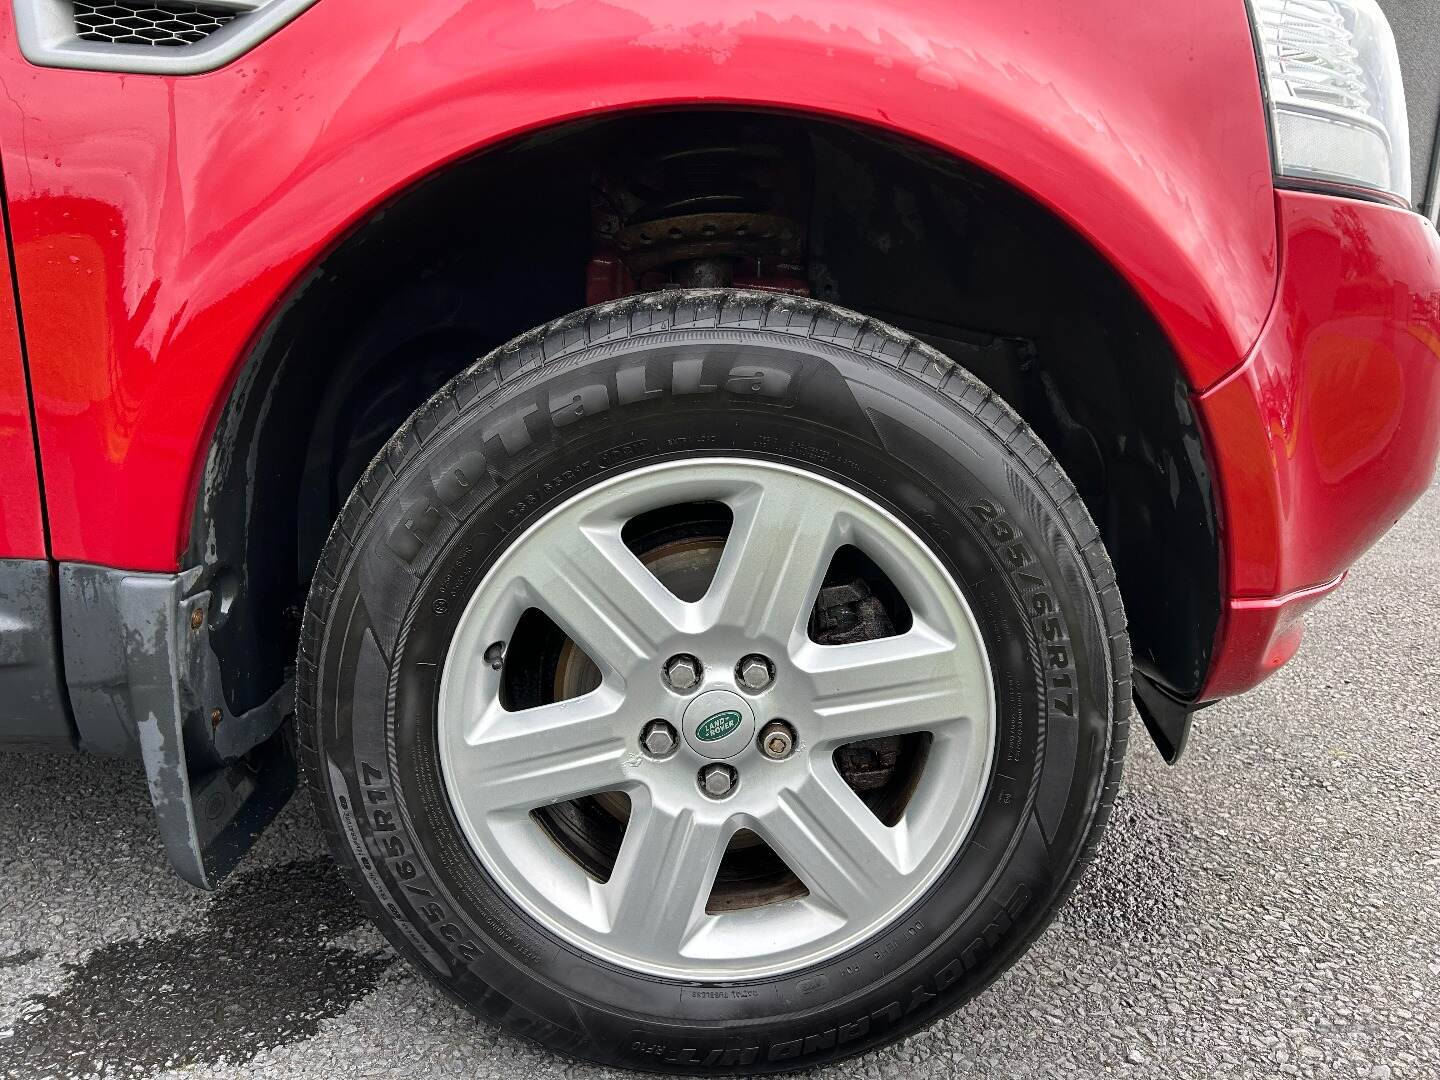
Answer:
[437,457,995,980]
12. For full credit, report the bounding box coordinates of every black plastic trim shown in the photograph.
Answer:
[1133,670,1209,763]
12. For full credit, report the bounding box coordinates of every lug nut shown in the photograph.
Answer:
[664,654,702,692]
[736,654,774,693]
[758,719,796,761]
[699,763,738,799]
[641,719,677,758]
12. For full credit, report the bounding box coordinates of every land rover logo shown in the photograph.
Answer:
[695,710,743,742]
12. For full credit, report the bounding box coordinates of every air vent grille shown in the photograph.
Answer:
[73,2,237,48]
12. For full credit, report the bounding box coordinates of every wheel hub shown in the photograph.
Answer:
[681,689,755,759]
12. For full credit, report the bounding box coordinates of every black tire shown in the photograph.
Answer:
[296,290,1130,1073]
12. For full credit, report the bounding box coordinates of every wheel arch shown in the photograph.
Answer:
[188,106,1228,761]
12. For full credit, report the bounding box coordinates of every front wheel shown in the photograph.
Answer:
[297,291,1130,1073]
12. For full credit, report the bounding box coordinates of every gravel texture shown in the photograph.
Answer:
[1,473,1436,1080]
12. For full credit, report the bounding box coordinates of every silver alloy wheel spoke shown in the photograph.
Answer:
[758,764,906,919]
[507,519,688,678]
[455,690,631,812]
[702,476,839,643]
[603,795,736,952]
[438,457,996,981]
[797,628,982,746]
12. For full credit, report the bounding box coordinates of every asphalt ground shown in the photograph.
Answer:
[1,472,1437,1080]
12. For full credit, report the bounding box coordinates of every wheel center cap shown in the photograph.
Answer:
[682,689,756,760]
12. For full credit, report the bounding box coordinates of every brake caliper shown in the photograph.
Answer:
[813,579,902,794]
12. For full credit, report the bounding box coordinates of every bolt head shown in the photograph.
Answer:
[642,720,676,757]
[758,720,795,760]
[700,764,736,798]
[665,655,701,692]
[737,655,773,692]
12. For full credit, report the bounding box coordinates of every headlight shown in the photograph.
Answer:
[1248,0,1411,204]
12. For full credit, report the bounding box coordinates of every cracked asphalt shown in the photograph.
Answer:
[2,472,1437,1080]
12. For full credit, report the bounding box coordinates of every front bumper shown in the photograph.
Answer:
[1198,190,1440,698]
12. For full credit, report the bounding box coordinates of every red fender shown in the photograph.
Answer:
[0,0,1277,569]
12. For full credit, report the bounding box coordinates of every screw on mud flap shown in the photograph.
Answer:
[189,607,204,632]
[664,654,702,692]
[641,719,678,758]
[758,719,796,760]
[699,763,738,798]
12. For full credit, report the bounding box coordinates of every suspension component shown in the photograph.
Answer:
[589,131,811,302]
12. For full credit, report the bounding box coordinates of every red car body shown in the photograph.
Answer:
[0,0,1436,878]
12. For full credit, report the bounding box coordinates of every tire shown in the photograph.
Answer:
[296,290,1130,1073]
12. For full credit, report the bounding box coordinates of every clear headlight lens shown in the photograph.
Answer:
[1249,0,1411,204]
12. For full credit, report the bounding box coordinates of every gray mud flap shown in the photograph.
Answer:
[60,565,295,888]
